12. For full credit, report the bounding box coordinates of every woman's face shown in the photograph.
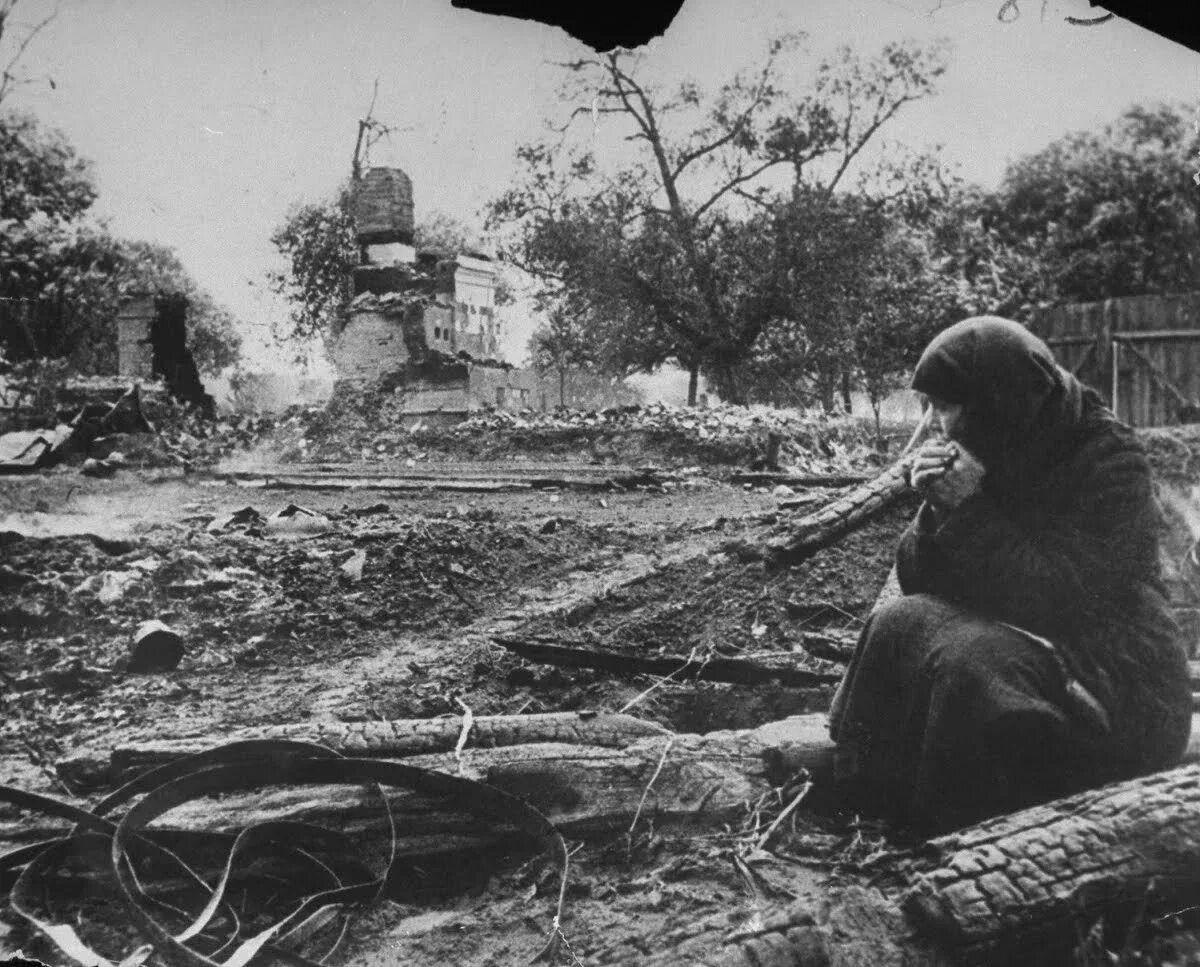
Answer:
[922,394,966,443]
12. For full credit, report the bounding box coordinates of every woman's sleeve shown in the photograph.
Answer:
[894,437,1155,638]
[895,503,947,596]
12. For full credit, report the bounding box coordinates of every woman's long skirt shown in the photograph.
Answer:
[828,593,1119,833]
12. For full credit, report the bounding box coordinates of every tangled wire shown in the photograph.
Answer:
[0,740,569,966]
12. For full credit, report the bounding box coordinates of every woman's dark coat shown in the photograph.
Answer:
[829,316,1192,833]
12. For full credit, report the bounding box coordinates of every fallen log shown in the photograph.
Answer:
[726,458,916,568]
[492,635,843,688]
[902,763,1200,960]
[25,714,1200,966]
[55,710,669,789]
[48,707,1200,850]
[11,717,835,852]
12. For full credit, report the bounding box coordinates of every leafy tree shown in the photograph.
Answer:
[938,102,1200,319]
[527,299,598,407]
[852,225,959,437]
[488,39,796,405]
[0,111,241,376]
[487,37,948,405]
[2,215,128,369]
[755,42,950,410]
[745,190,888,410]
[268,182,356,346]
[0,111,94,221]
[415,210,483,257]
[741,187,955,418]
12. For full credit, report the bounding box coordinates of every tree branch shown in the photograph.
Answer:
[821,92,918,198]
[668,53,779,180]
[0,1,58,105]
[692,158,784,222]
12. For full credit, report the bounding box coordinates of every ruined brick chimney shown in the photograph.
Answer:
[332,166,504,381]
[330,167,425,379]
[328,167,635,422]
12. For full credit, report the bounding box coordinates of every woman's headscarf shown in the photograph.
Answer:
[911,316,1093,495]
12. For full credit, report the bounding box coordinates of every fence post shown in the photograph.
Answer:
[1111,339,1121,423]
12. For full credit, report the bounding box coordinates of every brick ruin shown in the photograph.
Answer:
[114,292,215,417]
[330,167,638,423]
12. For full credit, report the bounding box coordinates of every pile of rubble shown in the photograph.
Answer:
[453,402,829,437]
[0,379,293,474]
[262,399,889,476]
[417,402,887,475]
[1,368,890,478]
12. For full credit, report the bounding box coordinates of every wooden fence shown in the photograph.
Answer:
[1029,294,1200,428]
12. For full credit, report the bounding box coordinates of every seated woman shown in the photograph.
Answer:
[829,316,1192,834]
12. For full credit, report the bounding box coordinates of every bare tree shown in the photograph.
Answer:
[0,0,57,106]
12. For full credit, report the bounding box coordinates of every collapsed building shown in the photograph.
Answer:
[330,167,638,424]
[114,292,216,418]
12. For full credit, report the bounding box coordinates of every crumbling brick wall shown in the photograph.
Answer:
[329,309,413,379]
[116,296,157,378]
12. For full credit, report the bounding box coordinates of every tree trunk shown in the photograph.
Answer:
[764,431,783,471]
[688,360,700,406]
[559,365,567,407]
[720,366,746,406]
[841,369,853,413]
[818,370,836,413]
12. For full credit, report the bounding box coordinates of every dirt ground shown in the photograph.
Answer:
[3,429,1200,965]
[0,453,911,965]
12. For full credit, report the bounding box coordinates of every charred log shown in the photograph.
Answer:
[727,460,916,568]
[55,710,670,789]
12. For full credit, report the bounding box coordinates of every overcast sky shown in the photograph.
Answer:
[8,0,1200,370]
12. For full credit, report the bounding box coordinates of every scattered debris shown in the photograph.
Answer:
[205,505,265,534]
[0,384,153,474]
[0,427,67,471]
[341,548,368,582]
[73,570,142,604]
[265,503,333,538]
[80,456,116,477]
[3,412,1198,966]
[127,619,185,673]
